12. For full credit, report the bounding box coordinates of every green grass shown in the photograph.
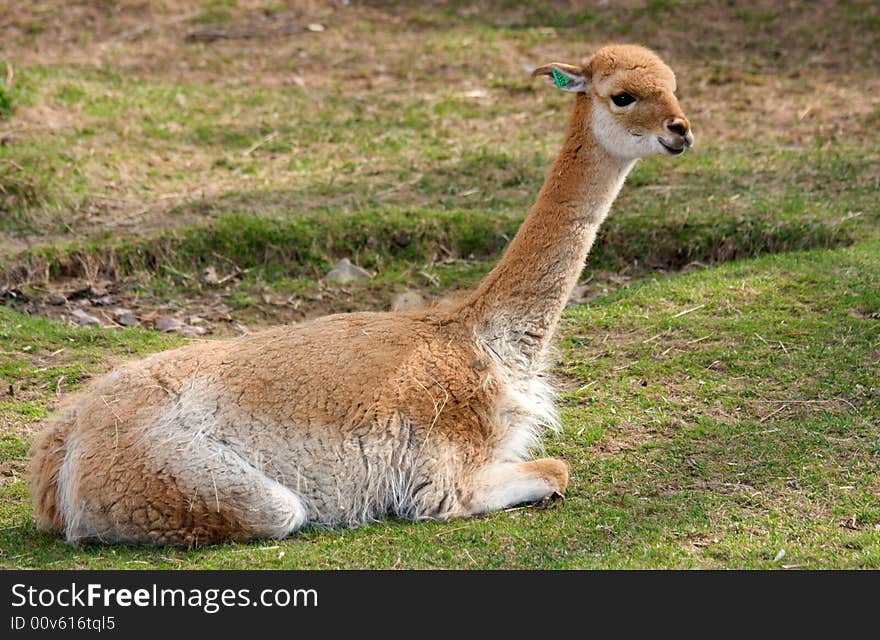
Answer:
[5,141,875,287]
[0,307,184,392]
[1,240,877,569]
[1,0,878,569]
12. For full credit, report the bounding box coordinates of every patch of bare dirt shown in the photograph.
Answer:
[0,459,26,487]
[2,1,380,85]
[0,263,455,341]
[10,104,76,134]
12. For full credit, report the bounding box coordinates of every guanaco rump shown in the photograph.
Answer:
[30,44,693,546]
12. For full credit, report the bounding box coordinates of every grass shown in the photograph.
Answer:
[1,240,876,568]
[0,0,878,568]
[4,142,873,288]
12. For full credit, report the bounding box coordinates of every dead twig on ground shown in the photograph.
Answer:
[759,404,788,423]
[754,398,858,412]
[242,131,279,157]
[671,303,706,318]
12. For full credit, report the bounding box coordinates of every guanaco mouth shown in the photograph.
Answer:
[658,137,686,155]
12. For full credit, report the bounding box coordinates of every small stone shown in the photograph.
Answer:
[306,23,325,32]
[180,325,207,337]
[202,266,221,285]
[91,294,115,306]
[324,258,373,284]
[567,284,597,307]
[118,313,138,327]
[155,316,183,332]
[71,309,101,327]
[115,311,139,327]
[391,290,425,312]
[188,316,205,325]
[47,292,67,305]
[87,283,109,297]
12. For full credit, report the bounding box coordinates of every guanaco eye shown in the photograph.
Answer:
[611,92,636,107]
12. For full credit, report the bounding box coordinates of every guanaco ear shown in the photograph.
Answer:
[531,62,589,93]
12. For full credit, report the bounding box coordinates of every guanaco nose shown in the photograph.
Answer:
[665,117,693,146]
[666,118,688,136]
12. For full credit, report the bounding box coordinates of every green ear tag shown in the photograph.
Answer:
[551,67,570,89]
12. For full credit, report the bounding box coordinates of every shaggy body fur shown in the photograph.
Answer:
[30,44,692,546]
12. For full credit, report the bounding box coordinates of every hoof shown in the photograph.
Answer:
[539,491,565,509]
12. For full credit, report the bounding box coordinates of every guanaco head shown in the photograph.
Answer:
[532,44,693,159]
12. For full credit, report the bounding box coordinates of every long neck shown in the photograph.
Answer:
[458,94,635,368]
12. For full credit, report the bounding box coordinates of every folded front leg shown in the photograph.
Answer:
[467,458,568,516]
